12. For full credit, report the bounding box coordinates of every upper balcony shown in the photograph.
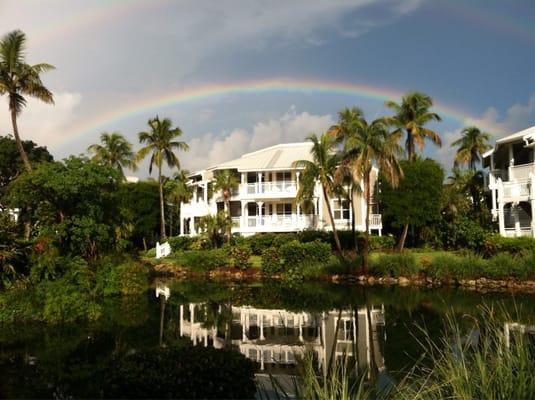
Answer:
[239,180,298,198]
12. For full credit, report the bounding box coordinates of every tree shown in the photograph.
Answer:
[212,169,239,243]
[379,158,444,251]
[87,132,137,178]
[328,107,365,250]
[452,126,492,171]
[7,157,122,260]
[199,212,229,248]
[294,133,344,257]
[339,117,403,272]
[385,92,442,161]
[165,170,193,237]
[0,135,52,197]
[0,30,55,172]
[137,116,188,241]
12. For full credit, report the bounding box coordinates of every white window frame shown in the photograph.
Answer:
[333,199,350,220]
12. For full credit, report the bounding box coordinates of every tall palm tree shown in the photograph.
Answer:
[212,169,239,242]
[385,92,442,161]
[329,107,366,251]
[87,132,137,178]
[0,30,54,172]
[340,117,403,272]
[294,133,344,257]
[137,116,188,240]
[452,126,492,171]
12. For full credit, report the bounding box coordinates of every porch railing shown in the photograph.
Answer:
[242,181,297,196]
[502,180,530,199]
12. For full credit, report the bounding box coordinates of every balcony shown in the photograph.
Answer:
[232,214,317,233]
[240,181,298,198]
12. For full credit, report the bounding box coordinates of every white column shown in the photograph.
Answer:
[298,315,303,342]
[260,314,265,340]
[189,218,194,235]
[509,144,514,180]
[241,201,247,229]
[498,201,505,236]
[189,304,195,323]
[257,201,263,226]
[514,204,521,236]
[203,183,208,202]
[179,305,184,336]
[204,330,208,347]
[258,172,263,194]
[180,217,184,236]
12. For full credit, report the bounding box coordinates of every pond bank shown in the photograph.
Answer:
[148,260,535,293]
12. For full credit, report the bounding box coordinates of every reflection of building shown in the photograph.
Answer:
[179,142,382,237]
[177,302,386,375]
[504,322,535,348]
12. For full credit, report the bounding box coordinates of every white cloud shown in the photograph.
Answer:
[0,92,82,149]
[181,107,335,171]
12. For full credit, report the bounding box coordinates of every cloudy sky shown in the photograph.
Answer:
[0,0,534,176]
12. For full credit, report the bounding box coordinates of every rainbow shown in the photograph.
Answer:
[62,77,502,146]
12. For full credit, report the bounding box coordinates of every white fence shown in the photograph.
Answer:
[155,241,171,259]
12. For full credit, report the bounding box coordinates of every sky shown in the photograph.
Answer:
[0,0,534,177]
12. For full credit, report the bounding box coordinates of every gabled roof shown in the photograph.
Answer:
[207,142,314,172]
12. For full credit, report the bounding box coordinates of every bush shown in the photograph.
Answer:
[261,247,283,274]
[368,235,396,251]
[103,345,256,399]
[279,240,330,267]
[369,253,419,277]
[245,233,278,255]
[437,216,489,251]
[167,236,194,252]
[483,234,535,257]
[96,260,149,296]
[231,244,252,269]
[272,233,299,248]
[172,249,230,271]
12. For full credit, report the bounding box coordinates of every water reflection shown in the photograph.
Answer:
[156,284,386,377]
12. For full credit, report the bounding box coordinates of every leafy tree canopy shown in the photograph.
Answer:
[6,156,121,259]
[0,135,52,196]
[379,158,444,228]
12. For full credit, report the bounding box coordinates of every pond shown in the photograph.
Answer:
[1,279,534,398]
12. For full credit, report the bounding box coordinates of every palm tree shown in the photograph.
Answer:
[166,169,193,236]
[340,117,403,272]
[329,107,366,251]
[199,211,230,248]
[294,133,344,257]
[385,92,442,161]
[212,169,239,242]
[452,126,492,171]
[0,30,55,172]
[87,132,137,178]
[137,116,188,240]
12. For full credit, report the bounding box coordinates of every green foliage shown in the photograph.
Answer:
[96,259,149,296]
[0,211,30,287]
[369,253,419,277]
[436,215,489,251]
[245,233,279,255]
[167,235,194,252]
[117,181,160,248]
[368,235,396,251]
[103,345,256,399]
[7,156,122,259]
[169,249,230,271]
[279,240,331,267]
[260,247,283,274]
[0,135,53,193]
[230,243,252,269]
[483,234,535,257]
[380,158,444,228]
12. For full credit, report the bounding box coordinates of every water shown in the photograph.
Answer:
[1,279,534,398]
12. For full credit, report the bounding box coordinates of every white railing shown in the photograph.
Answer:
[235,214,318,230]
[155,241,171,259]
[492,169,508,182]
[502,180,530,199]
[369,214,382,227]
[510,163,535,181]
[241,181,297,196]
[504,228,533,238]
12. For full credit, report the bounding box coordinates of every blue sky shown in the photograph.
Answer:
[0,0,534,175]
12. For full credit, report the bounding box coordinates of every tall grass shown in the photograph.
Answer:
[267,304,535,399]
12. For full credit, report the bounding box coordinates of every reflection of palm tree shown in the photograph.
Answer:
[159,296,166,346]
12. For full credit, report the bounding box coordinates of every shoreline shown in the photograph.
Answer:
[149,260,535,294]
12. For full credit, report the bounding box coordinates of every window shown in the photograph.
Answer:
[276,203,292,215]
[276,171,292,182]
[333,200,350,220]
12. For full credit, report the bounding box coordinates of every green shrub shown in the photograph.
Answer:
[279,240,306,266]
[172,249,229,271]
[368,235,396,251]
[145,247,156,258]
[272,233,299,248]
[261,247,283,274]
[245,233,278,255]
[167,236,194,252]
[438,216,489,250]
[303,240,331,264]
[103,345,256,399]
[297,230,331,244]
[231,244,252,269]
[485,253,526,279]
[370,253,419,277]
[426,254,461,280]
[483,234,535,257]
[96,260,149,296]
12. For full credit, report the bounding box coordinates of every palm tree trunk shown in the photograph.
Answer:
[158,165,166,240]
[350,184,357,252]
[363,174,371,274]
[225,197,231,243]
[397,224,409,251]
[406,129,414,161]
[322,185,343,258]
[10,109,32,172]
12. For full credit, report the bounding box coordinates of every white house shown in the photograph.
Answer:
[483,125,535,237]
[179,142,382,237]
